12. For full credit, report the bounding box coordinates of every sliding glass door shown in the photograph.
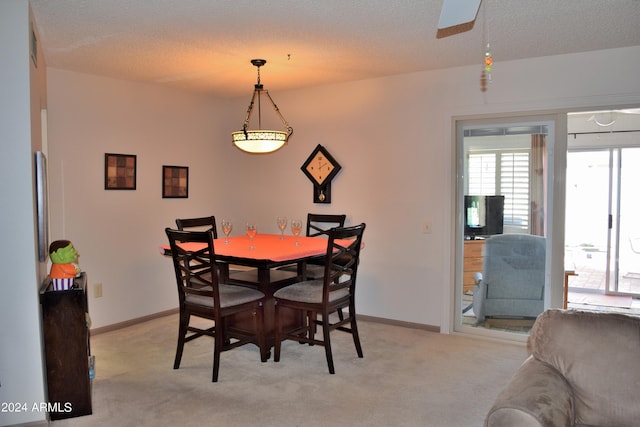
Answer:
[618,148,640,294]
[565,150,613,293]
[565,147,640,297]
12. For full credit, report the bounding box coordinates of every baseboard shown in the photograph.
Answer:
[90,308,179,335]
[358,314,440,333]
[90,310,439,335]
[5,420,48,427]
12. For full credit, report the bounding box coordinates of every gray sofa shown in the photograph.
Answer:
[485,309,640,426]
[473,233,545,323]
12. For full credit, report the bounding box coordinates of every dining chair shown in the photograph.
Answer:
[278,213,347,279]
[273,223,366,374]
[165,227,267,382]
[175,215,218,238]
[304,213,347,275]
[276,213,349,330]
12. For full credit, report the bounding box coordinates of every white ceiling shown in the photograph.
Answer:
[30,0,640,99]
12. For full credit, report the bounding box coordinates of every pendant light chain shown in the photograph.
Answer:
[256,63,262,129]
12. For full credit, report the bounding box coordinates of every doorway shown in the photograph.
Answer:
[565,108,640,312]
[454,114,561,338]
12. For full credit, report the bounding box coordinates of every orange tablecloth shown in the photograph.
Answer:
[162,233,331,263]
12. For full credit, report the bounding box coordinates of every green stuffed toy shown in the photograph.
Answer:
[49,240,80,279]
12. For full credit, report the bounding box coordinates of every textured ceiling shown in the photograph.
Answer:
[30,0,640,98]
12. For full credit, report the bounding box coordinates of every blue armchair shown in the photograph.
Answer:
[472,234,546,323]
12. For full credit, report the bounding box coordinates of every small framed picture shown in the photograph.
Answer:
[162,165,189,198]
[104,153,137,190]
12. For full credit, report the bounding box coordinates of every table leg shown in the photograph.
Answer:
[218,263,230,283]
[226,266,302,357]
[297,260,308,280]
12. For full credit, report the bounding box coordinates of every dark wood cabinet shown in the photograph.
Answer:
[40,272,92,420]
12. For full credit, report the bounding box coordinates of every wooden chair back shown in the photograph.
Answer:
[306,213,346,237]
[166,228,220,303]
[175,216,218,238]
[321,224,366,304]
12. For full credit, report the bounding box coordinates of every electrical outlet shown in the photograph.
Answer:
[423,221,432,234]
[94,283,103,298]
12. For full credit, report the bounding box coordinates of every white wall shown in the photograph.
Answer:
[46,70,229,328]
[0,1,48,425]
[46,46,640,334]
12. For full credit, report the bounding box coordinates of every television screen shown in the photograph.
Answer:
[464,195,504,238]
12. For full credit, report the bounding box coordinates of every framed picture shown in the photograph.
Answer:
[105,153,137,190]
[162,165,189,198]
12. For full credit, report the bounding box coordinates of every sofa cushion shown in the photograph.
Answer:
[527,309,640,426]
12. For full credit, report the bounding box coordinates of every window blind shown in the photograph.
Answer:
[468,150,530,231]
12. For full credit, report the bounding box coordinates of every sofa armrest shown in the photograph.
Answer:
[485,356,574,427]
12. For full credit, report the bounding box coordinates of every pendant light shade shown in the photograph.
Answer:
[232,59,293,154]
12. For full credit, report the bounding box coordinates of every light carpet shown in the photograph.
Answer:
[52,314,527,427]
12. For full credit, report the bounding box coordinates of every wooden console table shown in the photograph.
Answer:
[463,239,485,294]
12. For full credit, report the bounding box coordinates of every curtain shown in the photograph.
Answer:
[530,134,546,236]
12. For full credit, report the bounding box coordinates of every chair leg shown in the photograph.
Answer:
[322,313,335,374]
[274,302,282,363]
[349,306,363,358]
[174,311,189,369]
[212,321,223,382]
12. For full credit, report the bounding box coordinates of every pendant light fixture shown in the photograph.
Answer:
[231,59,293,154]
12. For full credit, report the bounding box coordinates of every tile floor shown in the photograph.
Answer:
[566,247,640,294]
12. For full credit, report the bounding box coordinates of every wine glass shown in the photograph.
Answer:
[276,216,288,240]
[246,222,257,250]
[221,219,232,244]
[291,219,302,246]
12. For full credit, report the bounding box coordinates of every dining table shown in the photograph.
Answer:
[161,233,334,352]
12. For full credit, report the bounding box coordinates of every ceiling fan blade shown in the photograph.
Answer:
[438,0,482,30]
